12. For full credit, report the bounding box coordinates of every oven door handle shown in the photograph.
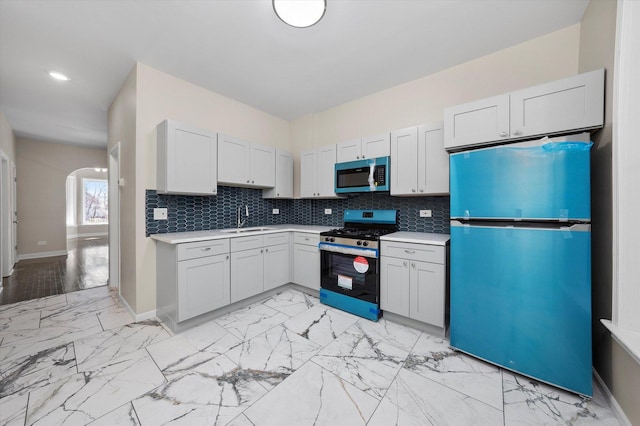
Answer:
[318,243,378,258]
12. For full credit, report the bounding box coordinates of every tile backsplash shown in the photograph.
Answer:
[146,187,449,236]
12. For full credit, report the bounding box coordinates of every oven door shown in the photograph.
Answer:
[319,243,379,304]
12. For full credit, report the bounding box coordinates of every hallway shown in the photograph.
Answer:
[0,236,108,305]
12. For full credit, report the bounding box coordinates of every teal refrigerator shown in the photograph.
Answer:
[449,135,593,396]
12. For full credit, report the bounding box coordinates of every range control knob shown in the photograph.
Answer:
[362,241,369,247]
[357,241,362,246]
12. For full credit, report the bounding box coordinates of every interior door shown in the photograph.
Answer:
[11,162,17,266]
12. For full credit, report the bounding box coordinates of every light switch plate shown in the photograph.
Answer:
[154,208,168,220]
[324,208,332,215]
[272,208,280,214]
[419,209,432,218]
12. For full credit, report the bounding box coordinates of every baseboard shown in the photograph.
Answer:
[18,250,67,260]
[117,292,157,322]
[593,368,631,426]
[67,232,108,239]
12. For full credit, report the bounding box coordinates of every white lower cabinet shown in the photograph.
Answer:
[230,247,264,303]
[231,232,291,302]
[178,253,230,321]
[293,232,320,290]
[156,239,230,325]
[380,240,446,328]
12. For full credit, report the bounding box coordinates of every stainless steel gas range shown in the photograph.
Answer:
[319,210,398,321]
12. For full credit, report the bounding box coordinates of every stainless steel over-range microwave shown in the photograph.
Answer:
[335,156,390,194]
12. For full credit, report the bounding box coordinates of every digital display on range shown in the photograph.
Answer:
[362,212,373,218]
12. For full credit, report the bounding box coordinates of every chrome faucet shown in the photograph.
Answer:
[237,205,248,228]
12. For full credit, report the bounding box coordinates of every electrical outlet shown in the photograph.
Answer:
[324,208,332,215]
[272,208,280,215]
[153,208,168,220]
[37,240,47,246]
[419,209,432,218]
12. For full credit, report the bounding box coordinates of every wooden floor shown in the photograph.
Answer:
[0,236,109,305]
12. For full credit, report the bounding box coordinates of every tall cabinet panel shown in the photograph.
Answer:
[317,145,337,197]
[250,144,275,187]
[157,120,217,195]
[417,122,449,195]
[390,126,418,195]
[300,145,340,198]
[299,150,318,198]
[218,133,250,185]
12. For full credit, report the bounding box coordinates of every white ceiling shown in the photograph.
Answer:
[0,0,589,148]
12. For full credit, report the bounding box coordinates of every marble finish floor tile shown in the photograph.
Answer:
[0,286,622,426]
[133,353,267,426]
[282,303,358,347]
[503,372,620,425]
[0,294,67,318]
[91,403,141,426]
[0,392,29,426]
[0,310,41,336]
[0,342,76,398]
[243,362,379,426]
[404,333,503,410]
[25,349,165,425]
[215,302,289,341]
[368,367,504,426]
[146,321,241,381]
[225,325,321,390]
[74,320,170,372]
[311,318,421,399]
[262,288,320,317]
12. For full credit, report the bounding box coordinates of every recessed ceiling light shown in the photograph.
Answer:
[49,71,69,81]
[273,0,326,28]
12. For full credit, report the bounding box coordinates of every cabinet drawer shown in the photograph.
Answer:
[177,239,229,261]
[294,232,318,246]
[381,241,444,264]
[263,232,290,247]
[230,235,264,252]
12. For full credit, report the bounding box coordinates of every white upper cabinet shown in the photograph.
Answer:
[444,94,510,150]
[300,145,341,198]
[444,69,605,151]
[263,149,293,199]
[217,133,275,188]
[391,122,448,196]
[156,120,218,195]
[336,133,390,162]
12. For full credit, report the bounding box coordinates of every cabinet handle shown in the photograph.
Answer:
[403,261,407,267]
[419,188,424,193]
[252,180,255,183]
[499,131,508,138]
[412,263,416,268]
[226,255,229,260]
[201,247,211,251]
[411,189,416,193]
[513,130,522,136]
[277,193,280,196]
[404,249,415,254]
[261,249,264,253]
[247,180,250,183]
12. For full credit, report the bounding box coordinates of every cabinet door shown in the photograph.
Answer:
[230,248,264,303]
[293,244,320,290]
[390,126,418,195]
[410,260,445,327]
[177,254,230,321]
[300,150,318,198]
[218,133,250,185]
[336,139,362,162]
[264,243,290,291]
[263,150,293,198]
[418,122,449,195]
[443,94,510,150]
[157,120,217,195]
[362,133,390,159]
[380,256,410,316]
[251,143,276,187]
[510,69,604,140]
[316,145,337,197]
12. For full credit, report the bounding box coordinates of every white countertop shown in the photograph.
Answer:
[150,224,334,244]
[380,231,450,246]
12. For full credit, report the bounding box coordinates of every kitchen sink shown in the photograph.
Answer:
[220,227,275,234]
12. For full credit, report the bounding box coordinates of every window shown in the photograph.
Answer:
[83,179,108,224]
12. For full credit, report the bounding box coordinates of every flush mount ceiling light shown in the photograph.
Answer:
[273,0,326,28]
[48,71,69,81]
